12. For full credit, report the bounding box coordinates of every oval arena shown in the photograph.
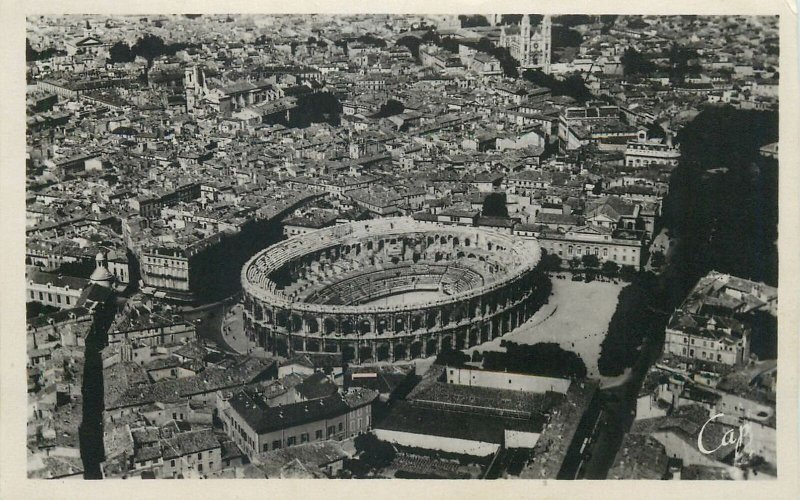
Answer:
[241,217,544,363]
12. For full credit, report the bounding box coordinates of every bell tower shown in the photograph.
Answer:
[541,15,552,73]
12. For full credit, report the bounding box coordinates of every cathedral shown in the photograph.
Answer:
[497,15,552,73]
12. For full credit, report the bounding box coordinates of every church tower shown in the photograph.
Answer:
[521,15,532,66]
[184,66,205,113]
[541,15,552,73]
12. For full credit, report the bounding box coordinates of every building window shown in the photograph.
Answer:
[603,248,608,257]
[263,443,268,452]
[301,433,309,443]
[287,436,296,447]
[198,464,203,473]
[338,422,343,432]
[198,452,202,459]
[65,296,70,305]
[272,440,281,450]
[171,460,175,467]
[315,430,323,440]
[327,426,335,437]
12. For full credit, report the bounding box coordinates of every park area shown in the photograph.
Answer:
[467,276,630,387]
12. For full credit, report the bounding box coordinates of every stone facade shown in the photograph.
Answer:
[241,218,544,363]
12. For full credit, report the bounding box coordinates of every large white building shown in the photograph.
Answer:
[499,15,552,72]
[624,130,681,168]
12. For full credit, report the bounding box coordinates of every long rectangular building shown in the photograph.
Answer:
[221,388,377,462]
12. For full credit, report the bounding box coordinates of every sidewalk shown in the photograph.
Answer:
[220,303,249,354]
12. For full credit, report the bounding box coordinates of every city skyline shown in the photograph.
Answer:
[4,11,794,494]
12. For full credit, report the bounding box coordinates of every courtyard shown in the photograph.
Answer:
[467,277,630,386]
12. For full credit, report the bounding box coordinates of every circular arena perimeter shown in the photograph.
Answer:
[241,217,544,363]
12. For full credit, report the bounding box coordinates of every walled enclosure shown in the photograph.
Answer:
[241,217,544,363]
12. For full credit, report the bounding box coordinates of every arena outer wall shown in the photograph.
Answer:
[240,217,545,363]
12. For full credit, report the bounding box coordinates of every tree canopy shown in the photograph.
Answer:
[621,47,657,76]
[522,69,593,103]
[458,15,490,28]
[482,342,588,379]
[482,192,509,217]
[372,99,405,119]
[661,106,778,290]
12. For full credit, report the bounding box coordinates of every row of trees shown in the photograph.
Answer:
[539,251,639,279]
[108,35,200,67]
[481,341,588,379]
[620,45,701,82]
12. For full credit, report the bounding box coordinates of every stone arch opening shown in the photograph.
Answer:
[441,308,451,326]
[290,314,302,333]
[377,343,390,361]
[426,338,437,356]
[324,318,337,334]
[426,310,437,329]
[276,310,288,328]
[394,343,407,361]
[410,341,423,359]
[341,318,354,335]
[468,328,479,347]
[358,319,371,335]
[276,337,288,357]
[342,344,355,363]
[441,335,453,352]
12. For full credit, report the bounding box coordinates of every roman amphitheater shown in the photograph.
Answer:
[241,217,545,363]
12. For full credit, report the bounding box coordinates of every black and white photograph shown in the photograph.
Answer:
[1,3,798,497]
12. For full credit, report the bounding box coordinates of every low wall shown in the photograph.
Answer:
[445,366,571,394]
[374,429,499,456]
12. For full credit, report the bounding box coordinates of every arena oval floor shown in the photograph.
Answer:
[241,217,546,363]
